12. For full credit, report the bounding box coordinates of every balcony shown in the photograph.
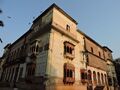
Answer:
[63,77,75,84]
[64,52,75,60]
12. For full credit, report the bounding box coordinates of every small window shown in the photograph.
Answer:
[66,24,70,31]
[91,47,93,53]
[99,52,101,57]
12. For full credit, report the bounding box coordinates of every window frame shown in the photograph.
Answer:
[63,63,75,84]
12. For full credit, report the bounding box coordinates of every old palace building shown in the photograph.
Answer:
[0,3,118,90]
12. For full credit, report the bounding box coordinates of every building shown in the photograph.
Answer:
[103,47,118,90]
[0,3,118,90]
[0,57,3,80]
[114,58,120,86]
[78,30,108,90]
[0,44,11,87]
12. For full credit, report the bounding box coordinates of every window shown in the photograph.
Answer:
[30,44,40,55]
[97,72,101,85]
[66,24,70,31]
[108,77,112,86]
[36,45,39,52]
[101,73,104,84]
[63,63,75,84]
[81,69,87,83]
[88,70,92,80]
[26,63,36,76]
[93,71,97,84]
[104,74,107,85]
[91,47,94,53]
[99,51,101,57]
[64,41,75,59]
[29,40,40,55]
[87,70,92,84]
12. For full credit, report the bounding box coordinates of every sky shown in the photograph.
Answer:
[0,0,120,59]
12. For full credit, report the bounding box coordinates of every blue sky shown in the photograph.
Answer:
[0,0,120,59]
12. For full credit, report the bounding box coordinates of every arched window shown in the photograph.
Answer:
[88,70,92,80]
[101,73,104,84]
[88,70,92,84]
[97,72,101,85]
[66,24,70,31]
[104,74,107,85]
[93,71,97,84]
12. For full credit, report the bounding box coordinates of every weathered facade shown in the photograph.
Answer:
[78,30,108,90]
[0,3,118,90]
[114,58,120,87]
[103,47,118,90]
